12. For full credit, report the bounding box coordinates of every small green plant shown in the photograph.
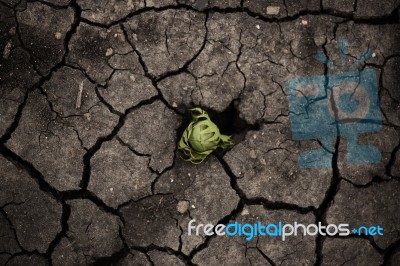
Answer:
[178,107,234,163]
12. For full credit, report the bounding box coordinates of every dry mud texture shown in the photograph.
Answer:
[0,0,400,265]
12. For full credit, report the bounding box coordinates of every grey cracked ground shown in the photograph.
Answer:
[0,0,399,265]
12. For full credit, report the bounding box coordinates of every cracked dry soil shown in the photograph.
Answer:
[0,0,400,265]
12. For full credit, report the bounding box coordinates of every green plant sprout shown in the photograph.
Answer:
[178,107,234,164]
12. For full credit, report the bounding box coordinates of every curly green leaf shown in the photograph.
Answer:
[178,108,234,163]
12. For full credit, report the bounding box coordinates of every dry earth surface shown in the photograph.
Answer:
[0,0,399,265]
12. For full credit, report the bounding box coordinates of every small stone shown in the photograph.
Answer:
[301,20,308,25]
[241,208,249,216]
[114,32,125,42]
[129,75,136,82]
[55,32,62,40]
[266,6,280,15]
[172,102,178,108]
[191,205,195,209]
[250,149,257,159]
[3,41,12,59]
[255,24,260,29]
[106,48,114,57]
[84,113,91,121]
[372,52,376,57]
[177,201,189,213]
